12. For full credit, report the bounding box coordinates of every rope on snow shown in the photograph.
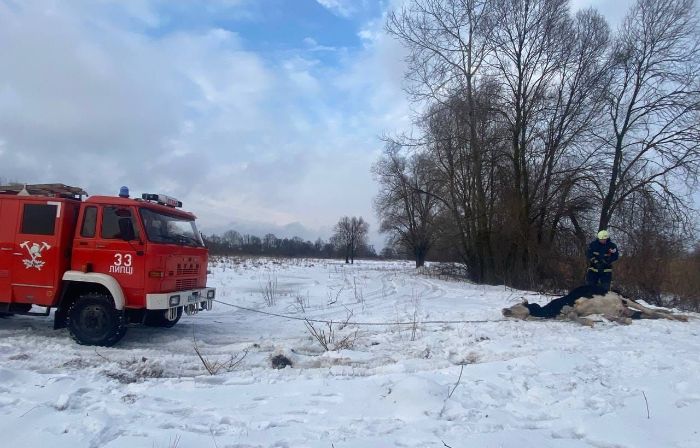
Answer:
[213,299,507,326]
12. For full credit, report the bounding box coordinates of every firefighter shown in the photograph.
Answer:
[586,229,619,293]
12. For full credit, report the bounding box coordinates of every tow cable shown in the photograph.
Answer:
[213,299,507,326]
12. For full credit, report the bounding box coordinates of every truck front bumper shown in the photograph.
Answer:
[146,287,215,313]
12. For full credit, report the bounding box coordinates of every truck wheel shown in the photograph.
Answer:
[144,307,183,328]
[67,294,127,346]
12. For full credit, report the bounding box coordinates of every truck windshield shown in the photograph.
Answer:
[140,208,204,247]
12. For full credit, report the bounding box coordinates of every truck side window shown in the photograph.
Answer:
[20,203,57,235]
[102,207,139,240]
[81,206,97,238]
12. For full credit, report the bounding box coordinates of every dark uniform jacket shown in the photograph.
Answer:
[586,239,619,272]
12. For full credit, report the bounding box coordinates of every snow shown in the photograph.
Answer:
[1,258,699,448]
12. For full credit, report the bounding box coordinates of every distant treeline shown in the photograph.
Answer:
[203,230,378,259]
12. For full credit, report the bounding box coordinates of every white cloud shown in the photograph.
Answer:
[315,0,355,17]
[282,56,322,94]
[302,36,338,52]
[0,0,411,247]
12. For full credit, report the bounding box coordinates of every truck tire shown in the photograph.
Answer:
[66,294,127,346]
[144,307,183,328]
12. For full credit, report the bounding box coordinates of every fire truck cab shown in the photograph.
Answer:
[0,184,215,346]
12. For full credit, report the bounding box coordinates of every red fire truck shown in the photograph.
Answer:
[0,184,215,346]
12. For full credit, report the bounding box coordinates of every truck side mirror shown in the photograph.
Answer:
[118,217,136,241]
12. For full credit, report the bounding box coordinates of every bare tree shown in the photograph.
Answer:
[527,8,612,275]
[595,0,700,232]
[387,0,503,281]
[332,217,369,264]
[422,84,507,281]
[374,145,443,267]
[487,0,574,281]
[386,0,497,104]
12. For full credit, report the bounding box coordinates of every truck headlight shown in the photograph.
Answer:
[207,289,215,299]
[169,295,181,306]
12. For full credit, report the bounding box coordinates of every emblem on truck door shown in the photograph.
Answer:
[19,241,52,270]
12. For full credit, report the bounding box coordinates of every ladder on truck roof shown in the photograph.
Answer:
[0,183,87,199]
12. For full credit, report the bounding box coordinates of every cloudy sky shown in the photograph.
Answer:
[0,0,635,246]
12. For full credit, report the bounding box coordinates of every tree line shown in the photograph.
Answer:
[375,0,700,297]
[204,216,375,260]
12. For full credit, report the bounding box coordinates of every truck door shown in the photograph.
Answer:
[11,201,62,306]
[94,206,145,308]
[71,205,98,272]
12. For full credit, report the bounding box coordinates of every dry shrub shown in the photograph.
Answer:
[533,255,585,294]
[665,254,700,311]
[614,257,667,303]
[304,309,357,351]
[260,271,278,306]
[614,241,700,311]
[194,344,248,375]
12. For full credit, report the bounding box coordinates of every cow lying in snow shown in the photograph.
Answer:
[502,285,688,326]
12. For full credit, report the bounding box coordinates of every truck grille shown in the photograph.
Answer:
[176,278,197,290]
[177,267,199,275]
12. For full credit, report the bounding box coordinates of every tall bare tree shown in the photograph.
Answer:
[488,0,572,279]
[374,146,443,267]
[527,8,612,273]
[422,84,507,281]
[387,0,504,281]
[596,0,700,232]
[332,216,369,264]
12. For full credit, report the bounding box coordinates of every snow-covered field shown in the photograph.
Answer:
[1,258,699,448]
